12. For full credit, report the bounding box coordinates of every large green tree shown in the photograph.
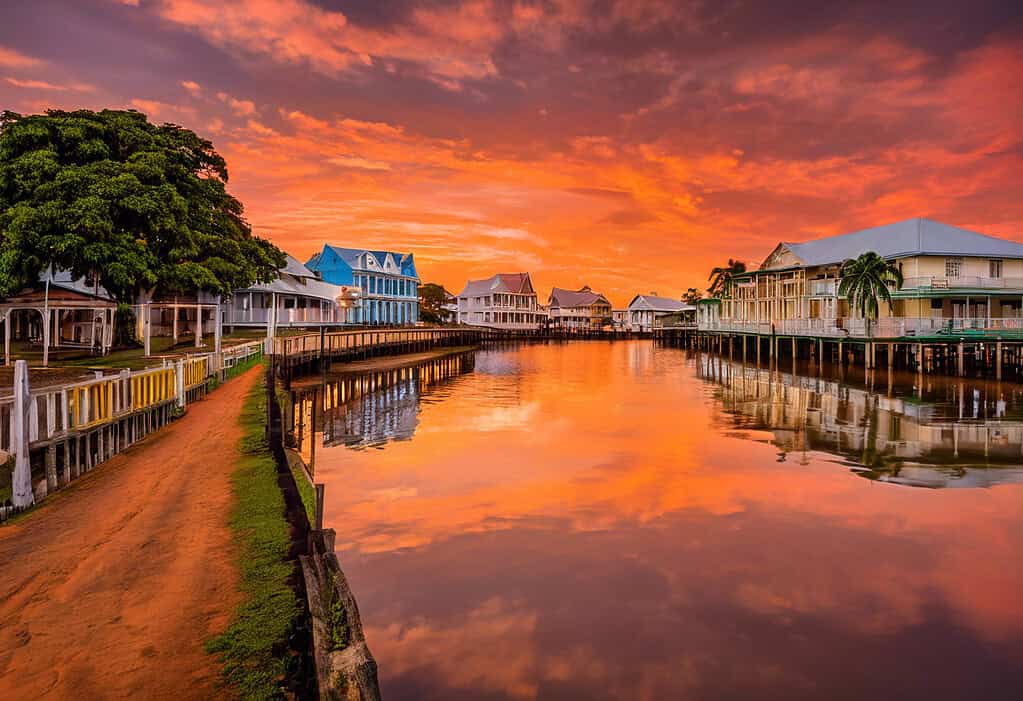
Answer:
[0,109,284,301]
[838,251,903,336]
[418,282,451,324]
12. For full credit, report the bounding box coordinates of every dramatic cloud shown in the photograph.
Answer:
[1,0,1021,301]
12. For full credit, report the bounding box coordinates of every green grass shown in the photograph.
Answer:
[0,456,12,503]
[274,387,317,526]
[206,365,302,700]
[289,456,317,527]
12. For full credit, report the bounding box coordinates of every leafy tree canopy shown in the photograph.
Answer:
[418,282,452,324]
[838,251,903,326]
[0,108,285,302]
[707,259,747,297]
[682,287,702,304]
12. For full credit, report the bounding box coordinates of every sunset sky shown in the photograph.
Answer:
[2,0,1021,305]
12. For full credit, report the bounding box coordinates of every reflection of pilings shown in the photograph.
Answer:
[695,351,1023,470]
[288,351,475,450]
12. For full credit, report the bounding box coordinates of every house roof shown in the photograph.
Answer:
[457,273,535,298]
[627,294,693,312]
[281,254,317,279]
[765,218,1023,270]
[241,255,346,301]
[39,269,116,302]
[548,286,609,308]
[319,245,418,277]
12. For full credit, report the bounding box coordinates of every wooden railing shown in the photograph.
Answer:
[273,327,495,359]
[1,339,265,513]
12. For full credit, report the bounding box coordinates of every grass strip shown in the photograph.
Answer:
[206,365,301,700]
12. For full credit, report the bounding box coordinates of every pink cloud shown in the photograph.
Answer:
[0,46,43,68]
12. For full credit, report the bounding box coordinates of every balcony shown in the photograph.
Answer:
[809,279,837,297]
[901,276,1023,291]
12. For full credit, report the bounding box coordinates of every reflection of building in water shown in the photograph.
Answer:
[697,354,1023,488]
[290,352,475,455]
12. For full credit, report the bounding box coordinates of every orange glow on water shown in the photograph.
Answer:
[300,342,1023,699]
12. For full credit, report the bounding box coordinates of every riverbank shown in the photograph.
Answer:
[0,367,260,698]
[206,364,312,699]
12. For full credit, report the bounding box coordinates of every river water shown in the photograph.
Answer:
[293,341,1023,700]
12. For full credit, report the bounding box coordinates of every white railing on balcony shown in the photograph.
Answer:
[809,279,837,296]
[901,276,1023,291]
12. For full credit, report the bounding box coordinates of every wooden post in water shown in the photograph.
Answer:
[996,340,1003,381]
[314,483,325,531]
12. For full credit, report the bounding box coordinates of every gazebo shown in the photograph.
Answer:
[1,272,117,366]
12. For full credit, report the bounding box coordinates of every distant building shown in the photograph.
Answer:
[225,255,357,330]
[627,294,694,331]
[456,273,545,329]
[306,245,420,325]
[547,286,612,330]
[611,309,629,330]
[709,217,1023,338]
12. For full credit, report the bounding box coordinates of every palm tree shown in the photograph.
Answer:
[707,259,747,297]
[838,252,903,336]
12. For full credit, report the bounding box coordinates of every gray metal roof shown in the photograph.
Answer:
[281,254,317,279]
[627,294,693,312]
[769,218,1023,270]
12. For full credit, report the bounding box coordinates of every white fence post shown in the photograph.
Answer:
[175,359,185,408]
[12,360,34,508]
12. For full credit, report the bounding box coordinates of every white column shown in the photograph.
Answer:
[194,304,202,348]
[214,302,222,353]
[12,360,34,507]
[42,307,51,367]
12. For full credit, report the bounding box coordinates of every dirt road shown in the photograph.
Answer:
[0,366,261,699]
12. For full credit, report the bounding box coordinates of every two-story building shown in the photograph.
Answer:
[306,245,420,325]
[547,286,612,330]
[707,218,1023,338]
[456,273,545,329]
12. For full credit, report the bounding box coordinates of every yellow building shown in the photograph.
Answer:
[705,218,1023,339]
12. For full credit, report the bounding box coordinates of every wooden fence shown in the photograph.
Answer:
[1,340,264,517]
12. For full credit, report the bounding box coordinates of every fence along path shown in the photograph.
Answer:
[1,340,264,515]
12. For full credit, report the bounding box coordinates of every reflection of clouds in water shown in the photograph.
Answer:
[313,342,1023,700]
[369,597,538,701]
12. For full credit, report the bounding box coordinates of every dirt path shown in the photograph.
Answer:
[0,365,262,699]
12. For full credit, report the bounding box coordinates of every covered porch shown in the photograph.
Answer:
[1,284,116,366]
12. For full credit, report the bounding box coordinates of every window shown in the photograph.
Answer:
[945,257,962,278]
[990,259,1003,278]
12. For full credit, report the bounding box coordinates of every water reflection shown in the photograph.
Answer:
[305,342,1023,701]
[697,354,1023,488]
[288,351,474,459]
